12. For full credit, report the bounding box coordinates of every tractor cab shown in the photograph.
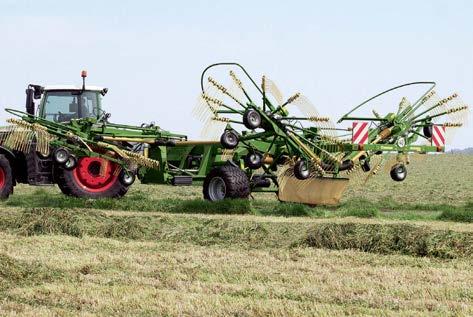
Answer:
[39,87,104,122]
[25,71,108,123]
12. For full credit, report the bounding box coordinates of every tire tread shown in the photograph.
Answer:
[203,165,250,200]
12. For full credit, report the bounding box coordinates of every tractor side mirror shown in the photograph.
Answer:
[25,88,35,115]
[33,89,42,99]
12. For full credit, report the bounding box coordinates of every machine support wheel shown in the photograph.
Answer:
[423,125,433,138]
[0,154,14,199]
[203,165,250,201]
[57,156,129,198]
[244,152,263,169]
[390,164,407,182]
[294,159,310,180]
[243,109,262,130]
[361,159,371,172]
[220,130,239,149]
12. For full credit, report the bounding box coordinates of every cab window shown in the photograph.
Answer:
[42,91,99,122]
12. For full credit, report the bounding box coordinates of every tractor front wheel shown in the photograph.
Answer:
[0,154,14,199]
[57,156,129,198]
[203,165,250,201]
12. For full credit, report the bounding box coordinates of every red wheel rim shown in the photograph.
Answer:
[72,157,119,193]
[0,167,5,189]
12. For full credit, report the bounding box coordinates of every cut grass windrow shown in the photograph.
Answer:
[0,208,472,259]
[4,188,473,222]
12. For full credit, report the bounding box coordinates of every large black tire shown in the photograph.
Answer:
[57,156,129,198]
[0,154,14,199]
[203,165,250,201]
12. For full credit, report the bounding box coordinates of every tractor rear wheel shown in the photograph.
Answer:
[0,154,13,199]
[203,165,250,201]
[57,156,129,198]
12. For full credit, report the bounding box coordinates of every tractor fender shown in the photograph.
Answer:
[0,146,18,185]
[0,147,17,163]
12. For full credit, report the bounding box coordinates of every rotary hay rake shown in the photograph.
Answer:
[193,63,469,205]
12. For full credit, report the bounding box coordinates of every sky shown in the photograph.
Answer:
[0,0,472,148]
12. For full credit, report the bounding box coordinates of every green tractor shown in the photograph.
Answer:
[0,71,250,200]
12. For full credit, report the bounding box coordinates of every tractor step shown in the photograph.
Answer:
[171,176,192,186]
[27,146,54,185]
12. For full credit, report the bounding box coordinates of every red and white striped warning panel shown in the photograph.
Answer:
[352,122,369,144]
[432,125,446,147]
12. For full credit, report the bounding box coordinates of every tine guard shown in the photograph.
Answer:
[278,176,349,206]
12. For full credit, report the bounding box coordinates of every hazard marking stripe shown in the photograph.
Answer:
[352,122,367,141]
[358,132,369,145]
[352,122,367,139]
[432,125,446,147]
[353,123,368,144]
[352,122,369,144]
[434,125,445,144]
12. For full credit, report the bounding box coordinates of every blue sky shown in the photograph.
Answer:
[1,0,472,148]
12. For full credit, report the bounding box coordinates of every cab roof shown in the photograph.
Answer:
[43,85,105,92]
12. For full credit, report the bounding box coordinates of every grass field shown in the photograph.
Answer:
[0,154,472,316]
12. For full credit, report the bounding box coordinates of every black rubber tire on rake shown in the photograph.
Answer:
[243,109,262,130]
[203,165,250,201]
[244,152,263,170]
[361,160,371,172]
[220,130,239,149]
[294,159,310,180]
[423,125,433,138]
[0,154,14,199]
[390,164,407,182]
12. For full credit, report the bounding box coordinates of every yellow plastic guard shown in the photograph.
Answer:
[278,176,349,206]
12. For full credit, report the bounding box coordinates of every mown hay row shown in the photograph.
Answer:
[304,222,473,259]
[0,208,472,259]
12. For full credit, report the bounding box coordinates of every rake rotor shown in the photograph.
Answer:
[193,63,351,181]
[194,63,469,189]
